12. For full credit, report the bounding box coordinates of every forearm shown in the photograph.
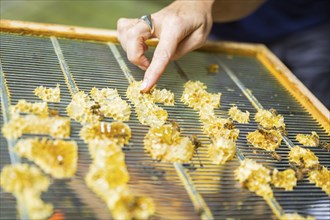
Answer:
[212,0,265,22]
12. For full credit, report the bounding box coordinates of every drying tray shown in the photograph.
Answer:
[0,20,329,220]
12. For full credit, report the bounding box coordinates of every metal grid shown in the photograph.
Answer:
[0,32,329,220]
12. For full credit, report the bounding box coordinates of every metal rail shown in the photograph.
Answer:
[218,60,295,149]
[108,42,214,220]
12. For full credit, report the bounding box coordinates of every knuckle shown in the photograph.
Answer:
[127,52,145,65]
[127,53,138,64]
[167,16,185,27]
[127,28,139,38]
[117,18,126,29]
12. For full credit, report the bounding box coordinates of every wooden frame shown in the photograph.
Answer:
[1,19,329,134]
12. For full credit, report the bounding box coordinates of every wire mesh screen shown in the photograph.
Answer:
[0,32,329,220]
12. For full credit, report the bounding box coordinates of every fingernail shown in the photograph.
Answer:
[140,79,148,91]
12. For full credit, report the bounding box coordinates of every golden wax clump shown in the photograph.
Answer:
[280,213,315,220]
[208,137,236,165]
[151,88,175,106]
[83,120,155,220]
[135,101,168,128]
[296,132,319,147]
[126,81,171,127]
[308,166,330,196]
[271,169,297,190]
[0,164,53,219]
[86,162,129,189]
[235,159,273,198]
[90,87,131,121]
[202,118,239,141]
[255,109,285,130]
[34,84,60,102]
[198,105,217,124]
[288,146,319,168]
[80,121,131,147]
[110,193,155,220]
[181,81,221,110]
[247,129,282,151]
[2,114,70,140]
[66,91,101,124]
[144,124,194,163]
[0,164,49,193]
[10,100,48,117]
[228,106,250,124]
[14,138,78,178]
[126,81,174,106]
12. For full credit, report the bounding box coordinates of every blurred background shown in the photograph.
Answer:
[0,0,171,29]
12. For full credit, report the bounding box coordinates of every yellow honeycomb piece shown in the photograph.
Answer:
[10,100,48,117]
[86,177,124,211]
[308,166,330,196]
[296,132,319,147]
[228,106,250,124]
[280,213,315,220]
[198,105,217,124]
[202,118,239,141]
[110,193,155,220]
[84,139,155,219]
[127,81,170,127]
[81,118,155,219]
[235,159,273,198]
[86,163,129,189]
[181,80,221,110]
[0,164,53,219]
[90,87,131,121]
[255,109,285,130]
[144,124,194,163]
[288,146,319,168]
[66,91,101,124]
[80,121,131,147]
[15,138,78,178]
[85,139,129,203]
[126,81,174,106]
[208,137,236,165]
[135,101,168,128]
[34,84,60,102]
[92,141,126,168]
[271,169,297,191]
[2,114,70,140]
[151,88,175,106]
[247,129,282,151]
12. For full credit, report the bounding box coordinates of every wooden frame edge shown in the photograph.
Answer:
[1,19,329,133]
[0,19,119,43]
[257,46,330,134]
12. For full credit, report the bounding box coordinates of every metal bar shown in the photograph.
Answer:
[218,60,263,110]
[173,61,189,81]
[0,58,28,220]
[50,36,79,95]
[217,59,296,218]
[108,43,214,220]
[174,163,214,220]
[0,60,20,164]
[173,60,247,161]
[265,197,285,218]
[218,60,295,149]
[108,43,134,83]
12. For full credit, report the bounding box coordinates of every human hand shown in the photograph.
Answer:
[117,0,214,92]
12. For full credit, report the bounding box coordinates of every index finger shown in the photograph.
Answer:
[140,32,182,92]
